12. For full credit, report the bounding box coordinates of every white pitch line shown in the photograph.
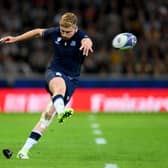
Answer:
[95,138,107,144]
[93,129,102,135]
[91,123,100,129]
[104,163,118,168]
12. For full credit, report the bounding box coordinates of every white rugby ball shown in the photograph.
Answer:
[112,33,137,50]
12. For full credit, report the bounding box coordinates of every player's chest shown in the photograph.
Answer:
[54,37,79,49]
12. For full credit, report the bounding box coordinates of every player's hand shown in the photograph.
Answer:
[80,38,93,56]
[0,36,17,44]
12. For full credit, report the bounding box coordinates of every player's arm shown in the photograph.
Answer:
[80,38,93,56]
[0,28,45,44]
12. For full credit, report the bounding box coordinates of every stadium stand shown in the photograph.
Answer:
[0,0,167,80]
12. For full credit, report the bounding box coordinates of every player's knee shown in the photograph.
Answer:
[53,88,65,96]
[49,78,66,96]
[44,112,53,120]
[40,112,54,129]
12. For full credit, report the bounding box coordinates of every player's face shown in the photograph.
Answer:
[60,26,77,40]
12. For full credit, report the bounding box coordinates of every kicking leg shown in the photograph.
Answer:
[49,77,74,123]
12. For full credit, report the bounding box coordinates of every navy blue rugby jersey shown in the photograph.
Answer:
[42,27,90,77]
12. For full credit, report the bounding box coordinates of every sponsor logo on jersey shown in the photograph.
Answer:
[70,41,76,46]
[54,37,62,45]
[55,72,62,77]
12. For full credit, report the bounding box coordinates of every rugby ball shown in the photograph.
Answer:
[112,33,137,50]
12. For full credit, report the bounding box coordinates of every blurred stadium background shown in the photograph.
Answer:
[0,1,168,168]
[0,0,167,113]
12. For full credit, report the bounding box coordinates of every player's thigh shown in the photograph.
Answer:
[49,77,66,96]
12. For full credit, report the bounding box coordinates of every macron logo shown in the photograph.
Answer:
[70,41,76,46]
[56,72,62,77]
[54,37,62,45]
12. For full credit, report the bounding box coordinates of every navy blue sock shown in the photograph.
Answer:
[52,94,64,104]
[29,131,41,141]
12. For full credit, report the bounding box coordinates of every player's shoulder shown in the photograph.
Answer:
[44,26,59,34]
[77,29,87,35]
[75,29,89,39]
[42,26,60,39]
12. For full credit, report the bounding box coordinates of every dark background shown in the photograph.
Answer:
[0,0,167,87]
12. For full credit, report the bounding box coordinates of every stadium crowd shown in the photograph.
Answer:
[0,0,167,78]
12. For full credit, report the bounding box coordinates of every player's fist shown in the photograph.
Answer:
[0,36,17,43]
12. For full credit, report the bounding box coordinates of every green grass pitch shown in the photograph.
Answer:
[0,112,168,168]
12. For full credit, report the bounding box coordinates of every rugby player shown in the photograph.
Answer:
[1,12,93,159]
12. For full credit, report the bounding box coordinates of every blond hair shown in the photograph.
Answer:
[59,12,78,28]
